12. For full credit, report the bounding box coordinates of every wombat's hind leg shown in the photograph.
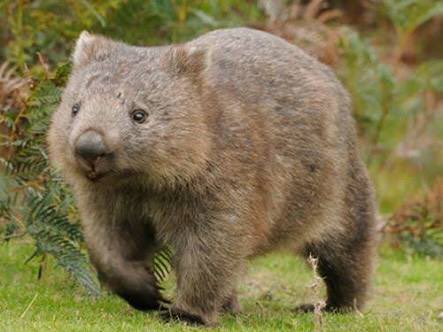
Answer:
[297,233,375,313]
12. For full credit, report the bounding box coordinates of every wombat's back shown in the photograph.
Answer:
[187,28,366,250]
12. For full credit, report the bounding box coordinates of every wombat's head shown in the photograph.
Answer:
[48,32,211,187]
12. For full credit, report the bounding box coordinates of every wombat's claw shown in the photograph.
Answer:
[160,307,206,325]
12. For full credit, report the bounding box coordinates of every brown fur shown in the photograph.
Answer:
[48,28,377,325]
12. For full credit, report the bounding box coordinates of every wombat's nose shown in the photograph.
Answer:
[75,130,108,164]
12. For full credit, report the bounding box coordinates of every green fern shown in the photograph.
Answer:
[338,27,443,166]
[382,0,443,35]
[0,63,101,296]
[25,188,100,296]
[153,246,173,284]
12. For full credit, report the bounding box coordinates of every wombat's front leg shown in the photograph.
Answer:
[82,216,167,311]
[163,231,243,326]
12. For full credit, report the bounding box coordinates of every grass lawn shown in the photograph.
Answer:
[1,242,442,331]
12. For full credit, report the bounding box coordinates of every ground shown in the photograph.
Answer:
[1,242,442,331]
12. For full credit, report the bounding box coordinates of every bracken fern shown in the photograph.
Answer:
[0,62,101,296]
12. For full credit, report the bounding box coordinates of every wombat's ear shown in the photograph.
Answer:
[164,46,207,77]
[72,31,115,67]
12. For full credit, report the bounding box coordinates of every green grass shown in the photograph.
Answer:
[1,242,442,331]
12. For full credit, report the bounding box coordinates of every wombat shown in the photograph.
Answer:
[48,28,377,326]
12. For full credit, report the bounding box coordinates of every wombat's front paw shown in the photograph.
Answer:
[116,285,170,311]
[160,306,212,326]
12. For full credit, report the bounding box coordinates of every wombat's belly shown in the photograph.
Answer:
[253,139,346,253]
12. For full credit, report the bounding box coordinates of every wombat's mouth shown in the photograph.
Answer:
[86,170,108,181]
[74,153,115,181]
[77,163,112,182]
[83,168,140,183]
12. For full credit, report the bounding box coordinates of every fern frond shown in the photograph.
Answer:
[25,190,99,296]
[153,246,173,284]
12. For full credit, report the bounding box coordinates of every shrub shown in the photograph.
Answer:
[387,179,443,258]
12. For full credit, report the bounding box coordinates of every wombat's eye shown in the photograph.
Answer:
[131,109,147,124]
[72,103,81,116]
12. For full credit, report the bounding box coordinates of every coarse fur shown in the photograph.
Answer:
[48,28,377,326]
